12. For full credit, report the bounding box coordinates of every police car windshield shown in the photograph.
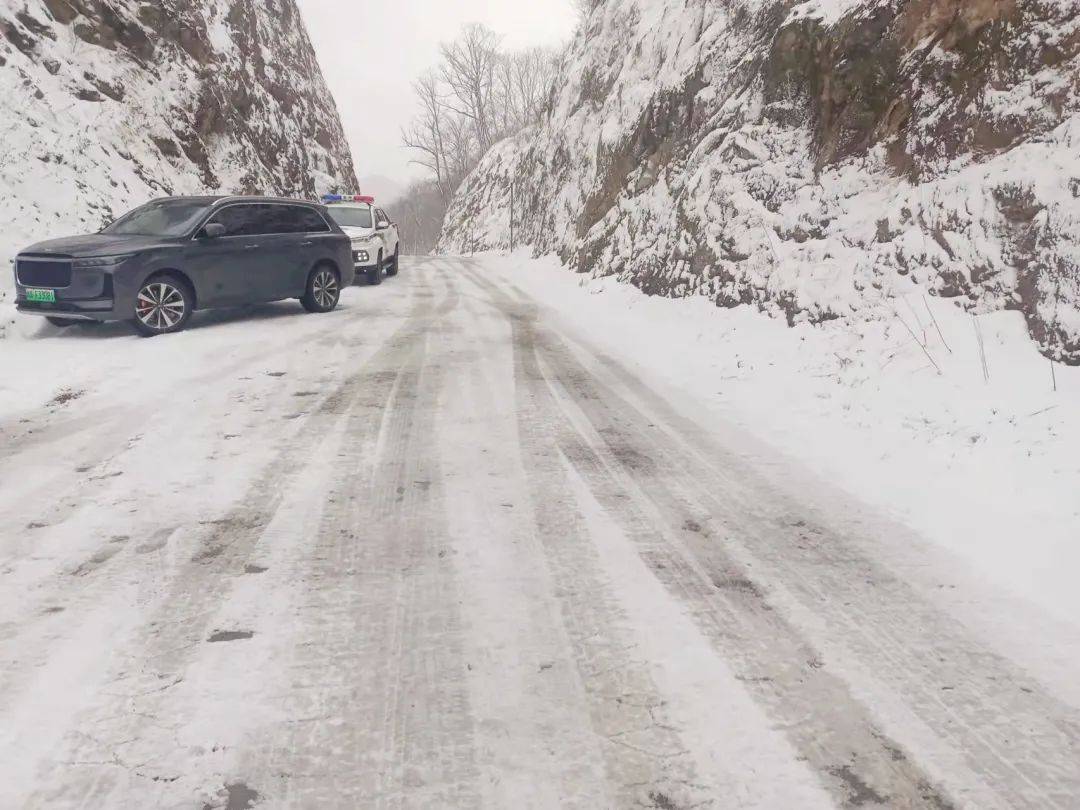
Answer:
[102,199,212,236]
[327,207,373,229]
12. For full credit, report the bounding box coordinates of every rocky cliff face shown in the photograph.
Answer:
[441,0,1080,363]
[0,0,356,262]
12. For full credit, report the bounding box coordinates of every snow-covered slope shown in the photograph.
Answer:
[441,0,1080,364]
[0,0,358,337]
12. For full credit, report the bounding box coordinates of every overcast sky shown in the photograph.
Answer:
[297,0,578,191]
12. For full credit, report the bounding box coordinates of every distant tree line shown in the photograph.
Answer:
[394,181,450,256]
[398,24,562,254]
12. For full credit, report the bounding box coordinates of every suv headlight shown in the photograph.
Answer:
[73,254,134,268]
[351,237,374,246]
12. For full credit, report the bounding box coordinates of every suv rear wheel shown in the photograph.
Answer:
[301,265,341,313]
[131,274,194,337]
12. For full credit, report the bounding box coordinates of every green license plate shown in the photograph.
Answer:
[25,288,56,303]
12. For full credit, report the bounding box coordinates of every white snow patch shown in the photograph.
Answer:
[786,0,865,25]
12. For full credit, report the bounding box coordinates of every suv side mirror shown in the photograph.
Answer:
[376,220,389,231]
[200,223,227,239]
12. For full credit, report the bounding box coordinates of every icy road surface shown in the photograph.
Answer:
[1,257,1078,809]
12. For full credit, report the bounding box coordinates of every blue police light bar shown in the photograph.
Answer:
[322,194,376,204]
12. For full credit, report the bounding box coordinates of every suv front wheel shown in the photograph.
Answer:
[301,265,341,313]
[131,274,194,337]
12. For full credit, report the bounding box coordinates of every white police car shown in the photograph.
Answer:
[321,195,401,285]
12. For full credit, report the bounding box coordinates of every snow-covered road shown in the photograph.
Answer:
[1,256,1078,809]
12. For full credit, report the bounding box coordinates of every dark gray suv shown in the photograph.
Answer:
[12,196,356,336]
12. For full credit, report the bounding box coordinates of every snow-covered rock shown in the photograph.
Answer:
[440,0,1080,364]
[0,0,357,338]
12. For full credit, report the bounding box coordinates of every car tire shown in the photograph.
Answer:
[301,264,341,313]
[131,273,194,337]
[45,316,79,327]
[366,251,383,286]
[386,247,400,277]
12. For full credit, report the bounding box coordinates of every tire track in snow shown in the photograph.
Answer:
[8,279,449,808]
[241,272,482,808]
[0,288,404,624]
[459,261,1080,809]
[502,282,721,808]
[0,285,390,540]
[433,286,622,808]
[457,264,956,808]
[559,333,1080,810]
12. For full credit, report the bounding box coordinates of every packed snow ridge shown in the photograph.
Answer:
[441,0,1080,364]
[0,0,358,337]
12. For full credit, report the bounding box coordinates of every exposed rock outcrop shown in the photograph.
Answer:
[442,0,1080,363]
[0,0,356,243]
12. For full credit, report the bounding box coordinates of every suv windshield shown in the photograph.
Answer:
[326,206,373,229]
[101,199,213,237]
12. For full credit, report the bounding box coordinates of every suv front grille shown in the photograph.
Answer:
[16,257,73,288]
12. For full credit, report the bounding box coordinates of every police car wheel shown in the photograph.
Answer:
[386,247,399,277]
[367,252,383,285]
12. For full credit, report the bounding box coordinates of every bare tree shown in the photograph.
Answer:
[442,112,478,190]
[396,179,449,254]
[510,47,559,125]
[439,23,501,151]
[401,71,453,202]
[399,24,565,253]
[493,55,518,135]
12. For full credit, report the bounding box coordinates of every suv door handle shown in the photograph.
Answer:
[300,240,314,246]
[244,244,259,250]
